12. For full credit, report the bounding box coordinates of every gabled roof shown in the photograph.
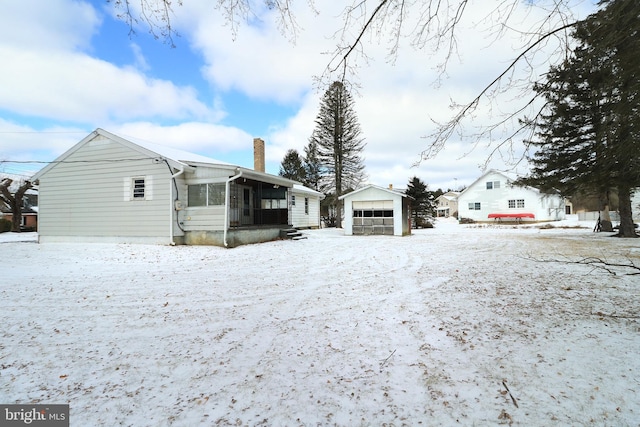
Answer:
[31,128,297,188]
[338,184,412,200]
[436,191,460,201]
[291,184,325,198]
[459,169,541,196]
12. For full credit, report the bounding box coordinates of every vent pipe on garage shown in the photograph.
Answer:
[253,138,265,173]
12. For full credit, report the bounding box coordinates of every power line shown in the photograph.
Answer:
[0,158,158,165]
[0,131,90,134]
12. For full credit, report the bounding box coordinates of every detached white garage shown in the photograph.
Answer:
[339,185,412,236]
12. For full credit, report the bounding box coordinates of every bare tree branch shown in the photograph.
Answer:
[110,0,585,166]
[416,20,578,165]
[524,253,640,276]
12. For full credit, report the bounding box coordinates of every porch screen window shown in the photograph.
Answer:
[188,183,226,206]
[260,187,287,210]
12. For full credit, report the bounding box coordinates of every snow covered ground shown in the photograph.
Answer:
[1,219,639,426]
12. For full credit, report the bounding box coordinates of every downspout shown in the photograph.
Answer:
[224,168,243,247]
[169,166,185,246]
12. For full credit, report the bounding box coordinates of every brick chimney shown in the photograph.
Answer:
[253,138,265,172]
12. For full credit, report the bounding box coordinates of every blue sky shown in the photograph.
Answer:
[0,0,597,190]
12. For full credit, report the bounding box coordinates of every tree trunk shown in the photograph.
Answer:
[616,185,638,238]
[599,191,614,232]
[10,200,22,232]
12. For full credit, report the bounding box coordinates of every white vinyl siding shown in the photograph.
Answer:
[36,135,170,240]
[290,190,322,228]
[181,206,226,231]
[457,170,566,222]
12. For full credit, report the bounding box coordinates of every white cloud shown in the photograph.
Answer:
[130,43,151,71]
[0,47,216,123]
[0,0,224,126]
[0,0,99,52]
[111,122,253,154]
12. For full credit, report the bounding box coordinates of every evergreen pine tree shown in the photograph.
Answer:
[303,140,322,191]
[519,0,640,237]
[278,149,306,183]
[405,176,433,227]
[310,81,366,227]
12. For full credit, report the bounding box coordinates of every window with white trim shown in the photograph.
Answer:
[468,202,481,210]
[486,181,500,190]
[291,195,296,206]
[305,197,309,214]
[132,177,146,200]
[517,199,525,208]
[188,183,226,206]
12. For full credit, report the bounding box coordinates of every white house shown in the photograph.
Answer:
[339,185,412,236]
[31,128,321,247]
[457,170,566,223]
[435,191,460,218]
[290,184,325,229]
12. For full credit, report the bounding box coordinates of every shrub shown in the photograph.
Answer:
[459,217,475,224]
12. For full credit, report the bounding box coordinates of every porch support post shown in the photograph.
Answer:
[224,168,243,247]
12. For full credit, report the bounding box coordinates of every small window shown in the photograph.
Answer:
[508,199,516,209]
[517,199,525,208]
[188,183,226,207]
[486,181,500,190]
[291,195,296,206]
[486,181,493,190]
[468,202,481,211]
[132,177,145,199]
[493,181,500,189]
[304,197,309,214]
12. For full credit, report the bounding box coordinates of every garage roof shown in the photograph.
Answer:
[338,184,413,200]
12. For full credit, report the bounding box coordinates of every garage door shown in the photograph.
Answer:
[352,200,394,235]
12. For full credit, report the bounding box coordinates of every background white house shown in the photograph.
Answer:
[435,191,460,218]
[339,185,412,236]
[457,170,566,223]
[31,129,321,247]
